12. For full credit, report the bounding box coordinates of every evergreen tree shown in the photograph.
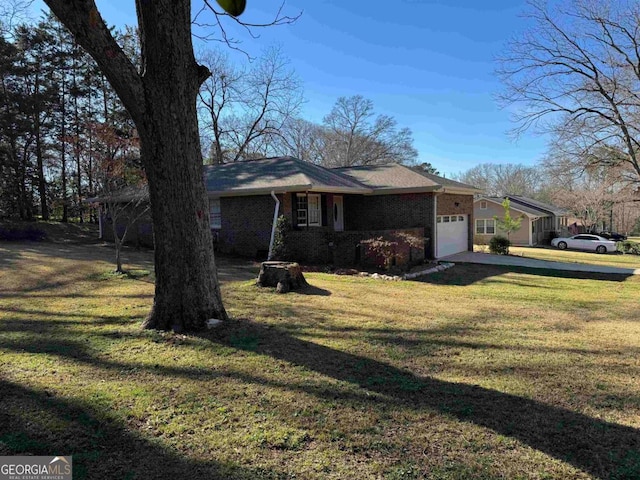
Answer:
[13,23,58,220]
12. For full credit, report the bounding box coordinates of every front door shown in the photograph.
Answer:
[333,196,344,231]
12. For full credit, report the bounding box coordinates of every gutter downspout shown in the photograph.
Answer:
[268,191,280,260]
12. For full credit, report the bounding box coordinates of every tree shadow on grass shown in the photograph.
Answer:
[204,319,640,480]
[0,379,287,480]
[417,263,633,286]
[294,284,331,296]
[1,309,639,478]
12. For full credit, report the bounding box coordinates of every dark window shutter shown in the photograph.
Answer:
[291,193,299,230]
[321,195,328,227]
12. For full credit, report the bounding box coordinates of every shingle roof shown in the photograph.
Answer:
[204,156,370,195]
[481,196,547,217]
[334,164,480,193]
[418,171,482,190]
[478,195,568,217]
[507,195,568,216]
[92,158,481,202]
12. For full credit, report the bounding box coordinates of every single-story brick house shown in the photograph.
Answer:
[97,157,480,266]
[474,195,569,246]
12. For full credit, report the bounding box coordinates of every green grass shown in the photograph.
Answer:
[1,242,639,479]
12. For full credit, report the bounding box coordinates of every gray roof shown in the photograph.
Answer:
[335,164,480,194]
[482,196,547,217]
[418,171,482,191]
[92,157,480,202]
[507,195,568,216]
[204,156,370,195]
[479,195,567,218]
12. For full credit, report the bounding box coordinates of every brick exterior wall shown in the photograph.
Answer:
[437,193,474,251]
[344,193,435,257]
[216,195,280,258]
[103,190,472,264]
[345,193,434,230]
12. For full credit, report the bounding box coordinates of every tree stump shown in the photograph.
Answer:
[257,261,308,293]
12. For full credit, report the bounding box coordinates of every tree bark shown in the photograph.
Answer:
[137,1,227,330]
[34,72,49,220]
[72,45,83,222]
[44,0,227,331]
[138,85,228,330]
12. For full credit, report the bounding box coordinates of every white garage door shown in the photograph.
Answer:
[436,214,468,258]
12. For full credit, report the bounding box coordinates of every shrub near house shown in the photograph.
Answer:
[618,240,640,255]
[489,235,510,255]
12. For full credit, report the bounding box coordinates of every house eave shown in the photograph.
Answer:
[437,186,482,195]
[365,186,441,196]
[208,185,372,197]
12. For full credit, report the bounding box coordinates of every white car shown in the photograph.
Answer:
[551,234,617,254]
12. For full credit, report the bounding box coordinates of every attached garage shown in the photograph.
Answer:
[436,214,468,258]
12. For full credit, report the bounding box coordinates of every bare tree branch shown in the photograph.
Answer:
[193,0,301,57]
[43,0,146,126]
[497,0,640,184]
[197,45,302,163]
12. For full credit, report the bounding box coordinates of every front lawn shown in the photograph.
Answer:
[489,244,640,269]
[1,242,639,479]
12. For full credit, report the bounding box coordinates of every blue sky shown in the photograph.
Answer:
[30,0,546,176]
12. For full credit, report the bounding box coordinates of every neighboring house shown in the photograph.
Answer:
[474,195,569,246]
[97,157,480,265]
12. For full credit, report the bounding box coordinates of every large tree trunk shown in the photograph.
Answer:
[139,103,228,331]
[135,2,227,331]
[44,0,227,332]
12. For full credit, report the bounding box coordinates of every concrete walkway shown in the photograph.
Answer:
[441,251,640,275]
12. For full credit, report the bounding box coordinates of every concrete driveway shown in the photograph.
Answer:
[442,251,640,275]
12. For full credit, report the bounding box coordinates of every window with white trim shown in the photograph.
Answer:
[209,198,221,229]
[475,218,495,234]
[296,193,321,227]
